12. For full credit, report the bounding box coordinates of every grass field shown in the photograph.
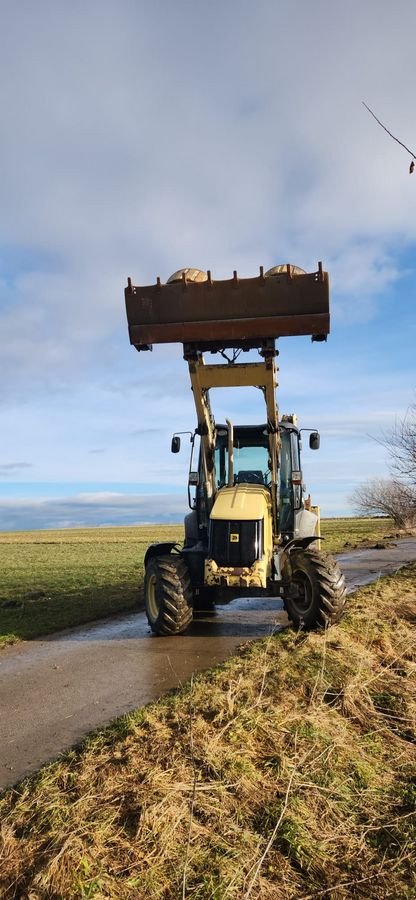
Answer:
[1,563,415,898]
[0,518,395,647]
[0,525,182,647]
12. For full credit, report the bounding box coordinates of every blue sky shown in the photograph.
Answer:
[1,0,415,531]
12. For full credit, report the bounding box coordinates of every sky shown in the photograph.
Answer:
[0,0,415,531]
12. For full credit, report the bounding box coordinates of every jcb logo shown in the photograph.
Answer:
[230,533,239,543]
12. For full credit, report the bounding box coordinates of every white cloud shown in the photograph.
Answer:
[0,492,186,533]
[1,1,416,526]
[0,463,33,475]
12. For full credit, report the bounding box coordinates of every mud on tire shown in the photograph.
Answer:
[144,555,193,635]
[283,549,346,630]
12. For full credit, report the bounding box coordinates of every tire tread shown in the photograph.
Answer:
[284,549,346,630]
[145,555,193,635]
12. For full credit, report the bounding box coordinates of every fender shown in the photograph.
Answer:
[144,542,181,568]
[283,535,324,553]
[276,535,324,580]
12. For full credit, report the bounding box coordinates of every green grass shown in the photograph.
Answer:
[0,525,182,646]
[1,564,415,899]
[0,518,393,647]
[320,515,396,553]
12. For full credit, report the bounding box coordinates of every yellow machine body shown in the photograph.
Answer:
[204,484,273,589]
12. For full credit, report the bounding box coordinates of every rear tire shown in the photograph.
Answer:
[144,555,193,635]
[283,549,346,630]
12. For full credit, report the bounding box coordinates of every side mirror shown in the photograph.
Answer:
[309,431,320,450]
[171,435,181,453]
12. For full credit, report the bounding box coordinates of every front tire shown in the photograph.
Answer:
[144,555,193,635]
[283,549,346,630]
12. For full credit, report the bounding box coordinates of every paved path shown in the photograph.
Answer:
[1,538,415,791]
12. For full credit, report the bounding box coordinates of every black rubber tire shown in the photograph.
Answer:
[144,555,193,635]
[283,549,346,630]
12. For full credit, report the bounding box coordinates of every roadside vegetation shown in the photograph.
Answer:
[0,518,398,647]
[1,563,415,898]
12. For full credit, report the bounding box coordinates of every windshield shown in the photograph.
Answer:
[214,427,270,488]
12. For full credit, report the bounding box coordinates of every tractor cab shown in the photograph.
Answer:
[192,420,313,541]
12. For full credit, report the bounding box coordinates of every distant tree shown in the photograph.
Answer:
[351,403,416,529]
[350,479,416,530]
[388,402,416,484]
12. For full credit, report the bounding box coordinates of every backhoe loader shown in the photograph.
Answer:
[125,264,346,635]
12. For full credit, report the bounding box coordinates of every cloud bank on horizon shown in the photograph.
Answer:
[0,0,415,530]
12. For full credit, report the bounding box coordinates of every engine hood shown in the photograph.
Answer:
[210,484,271,521]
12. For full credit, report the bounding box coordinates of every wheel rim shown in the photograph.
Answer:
[146,573,159,622]
[291,570,314,615]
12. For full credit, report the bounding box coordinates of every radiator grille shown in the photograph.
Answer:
[209,520,263,567]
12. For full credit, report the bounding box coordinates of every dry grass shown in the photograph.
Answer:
[1,565,415,899]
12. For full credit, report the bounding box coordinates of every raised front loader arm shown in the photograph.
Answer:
[184,345,281,539]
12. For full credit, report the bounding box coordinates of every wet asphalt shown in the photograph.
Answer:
[1,538,415,791]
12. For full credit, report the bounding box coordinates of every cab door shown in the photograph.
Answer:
[279,430,294,536]
[279,430,302,538]
[290,432,303,512]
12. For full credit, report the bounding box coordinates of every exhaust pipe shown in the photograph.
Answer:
[225,418,234,486]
